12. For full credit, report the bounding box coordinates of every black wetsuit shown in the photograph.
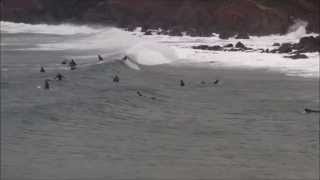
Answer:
[55,73,64,81]
[113,75,120,83]
[180,80,185,87]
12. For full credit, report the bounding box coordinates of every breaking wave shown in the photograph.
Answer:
[1,20,318,77]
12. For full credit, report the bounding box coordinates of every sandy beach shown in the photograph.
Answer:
[2,59,319,180]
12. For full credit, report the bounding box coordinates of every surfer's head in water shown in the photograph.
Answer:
[55,73,64,81]
[137,91,143,96]
[40,66,45,73]
[304,108,320,113]
[122,56,128,61]
[61,59,68,65]
[180,80,185,87]
[69,59,77,70]
[44,79,50,90]
[69,59,77,66]
[98,55,104,61]
[113,75,120,83]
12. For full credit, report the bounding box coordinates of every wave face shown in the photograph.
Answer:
[1,20,319,77]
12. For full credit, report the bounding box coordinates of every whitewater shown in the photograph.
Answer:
[1,21,319,77]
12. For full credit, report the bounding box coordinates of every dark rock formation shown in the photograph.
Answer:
[224,43,234,48]
[284,53,308,59]
[273,36,319,53]
[144,30,153,35]
[294,36,320,52]
[219,32,233,39]
[192,45,222,51]
[235,32,250,39]
[2,0,319,36]
[273,43,281,46]
[235,42,247,49]
[277,43,293,53]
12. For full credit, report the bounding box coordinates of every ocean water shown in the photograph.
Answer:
[1,21,319,180]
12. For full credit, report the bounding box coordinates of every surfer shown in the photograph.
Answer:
[214,80,220,85]
[304,108,320,113]
[61,59,68,65]
[40,66,45,73]
[180,80,185,87]
[98,55,104,61]
[44,79,50,90]
[122,56,128,61]
[54,73,64,81]
[69,59,77,70]
[137,91,143,97]
[113,75,120,83]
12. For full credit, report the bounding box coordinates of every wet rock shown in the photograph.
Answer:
[192,45,222,51]
[224,43,233,48]
[235,32,250,39]
[168,29,183,36]
[235,41,247,49]
[284,53,308,59]
[144,30,152,35]
[273,43,280,46]
[294,36,320,53]
[278,43,293,53]
[219,32,232,39]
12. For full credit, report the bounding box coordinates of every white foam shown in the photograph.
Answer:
[2,20,319,78]
[134,20,319,78]
[125,42,178,65]
[0,21,102,35]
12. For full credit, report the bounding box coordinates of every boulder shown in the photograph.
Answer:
[192,45,222,51]
[278,43,293,53]
[144,30,152,35]
[208,45,222,51]
[192,45,210,50]
[224,43,233,48]
[273,43,280,46]
[294,36,320,52]
[219,32,232,39]
[284,53,308,59]
[235,41,247,49]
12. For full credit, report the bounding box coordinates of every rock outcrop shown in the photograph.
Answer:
[2,0,319,36]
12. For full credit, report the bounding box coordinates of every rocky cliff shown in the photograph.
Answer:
[1,0,319,36]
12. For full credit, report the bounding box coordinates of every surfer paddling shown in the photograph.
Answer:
[304,108,320,113]
[113,75,120,83]
[69,59,77,70]
[98,55,104,61]
[40,66,46,73]
[44,79,50,90]
[54,73,65,81]
[180,80,185,87]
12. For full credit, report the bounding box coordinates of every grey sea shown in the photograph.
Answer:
[1,30,319,180]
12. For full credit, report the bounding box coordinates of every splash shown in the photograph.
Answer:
[286,19,309,39]
[125,42,178,65]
